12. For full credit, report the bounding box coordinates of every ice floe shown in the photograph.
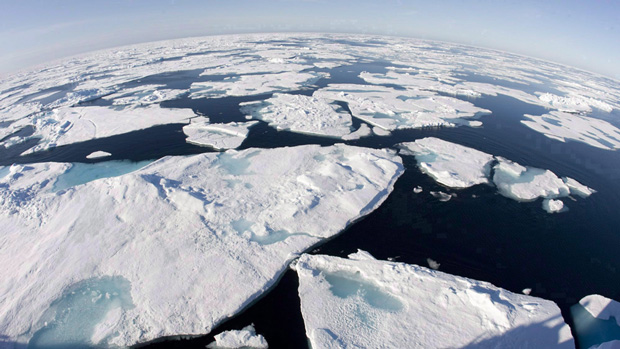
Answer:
[189,71,327,99]
[314,84,490,131]
[399,137,494,188]
[103,85,186,105]
[571,295,620,349]
[522,111,620,151]
[0,144,403,347]
[295,252,574,348]
[25,105,195,153]
[240,93,356,138]
[206,324,268,349]
[85,151,112,159]
[399,137,594,210]
[542,199,565,214]
[430,190,455,202]
[183,117,258,150]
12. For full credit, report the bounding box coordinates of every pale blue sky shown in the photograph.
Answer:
[1,0,619,79]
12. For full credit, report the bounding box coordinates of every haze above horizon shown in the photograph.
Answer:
[1,0,619,79]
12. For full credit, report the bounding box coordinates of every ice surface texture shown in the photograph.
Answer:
[399,137,595,211]
[571,295,620,349]
[206,324,268,349]
[183,117,258,150]
[0,144,403,347]
[295,252,574,348]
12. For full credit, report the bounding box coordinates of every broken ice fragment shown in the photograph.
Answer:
[206,324,268,349]
[430,191,454,202]
[86,151,112,159]
[542,199,565,213]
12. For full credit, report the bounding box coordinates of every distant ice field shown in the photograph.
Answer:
[1,33,619,348]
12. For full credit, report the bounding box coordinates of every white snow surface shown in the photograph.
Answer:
[0,144,403,347]
[398,137,494,188]
[295,252,574,349]
[85,151,112,159]
[103,85,186,105]
[522,111,620,151]
[182,118,258,150]
[206,324,268,349]
[25,105,195,154]
[240,93,356,138]
[579,295,620,327]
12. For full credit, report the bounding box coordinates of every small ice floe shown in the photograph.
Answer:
[522,288,532,295]
[183,118,258,150]
[426,258,440,270]
[542,199,566,214]
[430,191,454,202]
[295,252,574,348]
[206,324,268,349]
[413,186,423,193]
[86,151,112,159]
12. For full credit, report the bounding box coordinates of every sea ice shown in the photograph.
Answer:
[398,137,594,210]
[314,84,489,131]
[24,105,195,154]
[52,159,154,192]
[206,324,268,349]
[240,93,356,138]
[189,71,327,98]
[103,85,186,105]
[522,111,620,151]
[493,157,570,202]
[430,191,454,202]
[413,185,423,193]
[398,137,494,188]
[295,252,574,348]
[182,117,258,150]
[571,295,620,349]
[86,151,112,159]
[0,144,403,347]
[542,199,565,213]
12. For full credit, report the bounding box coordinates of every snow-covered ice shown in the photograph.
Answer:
[206,324,268,349]
[398,137,594,210]
[240,93,356,138]
[85,151,112,159]
[103,85,186,105]
[295,252,574,348]
[399,137,494,188]
[24,105,195,154]
[492,157,570,202]
[571,295,620,349]
[522,111,620,151]
[0,144,403,347]
[413,185,423,193]
[314,84,490,131]
[182,117,258,150]
[189,71,327,98]
[542,199,565,213]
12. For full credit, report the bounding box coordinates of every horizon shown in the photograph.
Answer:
[1,0,619,80]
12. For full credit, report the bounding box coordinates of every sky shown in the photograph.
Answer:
[0,0,619,79]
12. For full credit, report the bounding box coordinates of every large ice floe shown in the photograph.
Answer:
[182,117,259,150]
[0,144,403,347]
[399,137,595,211]
[314,84,489,131]
[240,93,359,139]
[571,295,620,349]
[295,251,574,348]
[24,105,195,154]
